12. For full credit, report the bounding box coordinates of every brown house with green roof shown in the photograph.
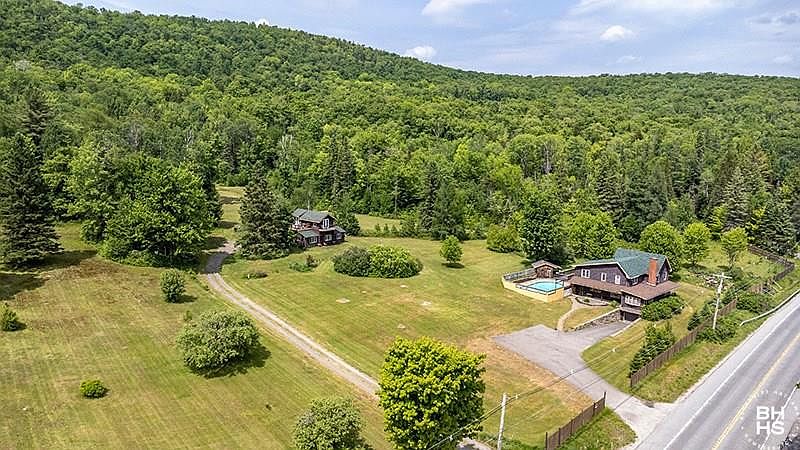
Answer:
[292,208,346,248]
[571,248,678,321]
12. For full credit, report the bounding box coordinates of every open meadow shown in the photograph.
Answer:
[0,224,388,449]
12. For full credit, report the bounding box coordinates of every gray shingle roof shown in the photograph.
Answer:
[333,226,346,233]
[292,208,332,224]
[575,248,670,279]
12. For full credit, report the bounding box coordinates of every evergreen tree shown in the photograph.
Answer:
[238,180,293,259]
[0,134,61,267]
[430,181,465,240]
[591,148,624,223]
[22,88,54,149]
[756,198,796,256]
[722,167,749,230]
[332,195,360,236]
[419,163,440,233]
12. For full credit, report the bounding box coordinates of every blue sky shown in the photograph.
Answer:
[66,0,799,76]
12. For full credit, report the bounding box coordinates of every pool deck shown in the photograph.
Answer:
[501,277,565,302]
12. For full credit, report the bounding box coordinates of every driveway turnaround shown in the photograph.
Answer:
[636,291,800,450]
[494,323,672,442]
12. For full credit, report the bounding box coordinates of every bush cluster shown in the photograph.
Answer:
[735,292,772,314]
[243,270,268,279]
[176,310,260,372]
[332,246,372,277]
[629,324,675,376]
[332,245,422,278]
[367,245,423,278]
[80,379,108,398]
[641,295,685,321]
[486,225,519,253]
[1,304,21,331]
[160,269,186,303]
[698,315,737,343]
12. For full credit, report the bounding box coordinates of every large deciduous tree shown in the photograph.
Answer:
[293,397,364,450]
[176,309,260,372]
[721,227,749,268]
[0,134,61,267]
[683,222,711,267]
[378,337,485,450]
[567,211,617,259]
[519,189,565,262]
[638,221,684,268]
[238,179,293,259]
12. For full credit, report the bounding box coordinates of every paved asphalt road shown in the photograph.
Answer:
[637,290,800,450]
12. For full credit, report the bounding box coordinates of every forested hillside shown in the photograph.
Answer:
[1,0,798,263]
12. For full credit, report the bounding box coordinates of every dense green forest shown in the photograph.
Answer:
[1,0,798,265]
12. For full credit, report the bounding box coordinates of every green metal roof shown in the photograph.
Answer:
[576,248,670,279]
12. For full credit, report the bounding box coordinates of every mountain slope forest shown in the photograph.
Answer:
[1,0,799,264]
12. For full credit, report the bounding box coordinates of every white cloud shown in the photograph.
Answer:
[773,55,793,64]
[616,54,641,63]
[255,18,270,27]
[601,25,634,41]
[574,0,737,16]
[404,45,437,60]
[421,0,491,17]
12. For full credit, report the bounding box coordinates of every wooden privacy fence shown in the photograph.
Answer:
[502,268,537,282]
[544,393,606,450]
[629,298,738,387]
[748,245,796,293]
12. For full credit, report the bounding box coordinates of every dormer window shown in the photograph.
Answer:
[580,269,591,278]
[323,218,330,228]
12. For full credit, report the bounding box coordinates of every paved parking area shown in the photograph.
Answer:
[494,322,671,443]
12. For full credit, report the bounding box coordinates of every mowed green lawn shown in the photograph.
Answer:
[0,224,388,449]
[220,235,599,444]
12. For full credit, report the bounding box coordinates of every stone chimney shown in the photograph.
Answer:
[647,257,658,286]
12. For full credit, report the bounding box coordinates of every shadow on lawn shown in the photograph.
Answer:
[203,236,228,251]
[0,272,45,300]
[199,343,271,379]
[442,262,465,269]
[220,195,240,205]
[40,249,97,271]
[217,220,236,229]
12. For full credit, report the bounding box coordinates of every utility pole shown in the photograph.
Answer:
[711,272,732,330]
[497,393,508,450]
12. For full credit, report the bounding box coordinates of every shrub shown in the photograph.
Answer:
[333,246,371,277]
[1,304,21,331]
[688,301,713,330]
[293,397,365,450]
[736,292,772,314]
[305,254,318,268]
[176,310,260,372]
[486,224,519,253]
[289,260,313,272]
[641,295,685,321]
[440,235,463,266]
[368,245,422,278]
[629,324,675,376]
[243,270,268,279]
[698,315,737,343]
[160,269,186,303]
[399,213,420,237]
[80,379,108,398]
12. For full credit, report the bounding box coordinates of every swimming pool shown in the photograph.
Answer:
[518,279,564,294]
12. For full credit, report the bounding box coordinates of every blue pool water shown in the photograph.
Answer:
[520,279,563,293]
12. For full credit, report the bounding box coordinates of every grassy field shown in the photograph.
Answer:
[0,224,388,449]
[221,236,590,444]
[583,249,795,402]
[355,214,403,233]
[563,305,617,330]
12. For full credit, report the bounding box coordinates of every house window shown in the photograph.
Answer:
[600,273,607,282]
[614,275,621,285]
[323,218,330,228]
[309,236,317,244]
[325,233,332,242]
[626,296,641,307]
[581,269,591,278]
